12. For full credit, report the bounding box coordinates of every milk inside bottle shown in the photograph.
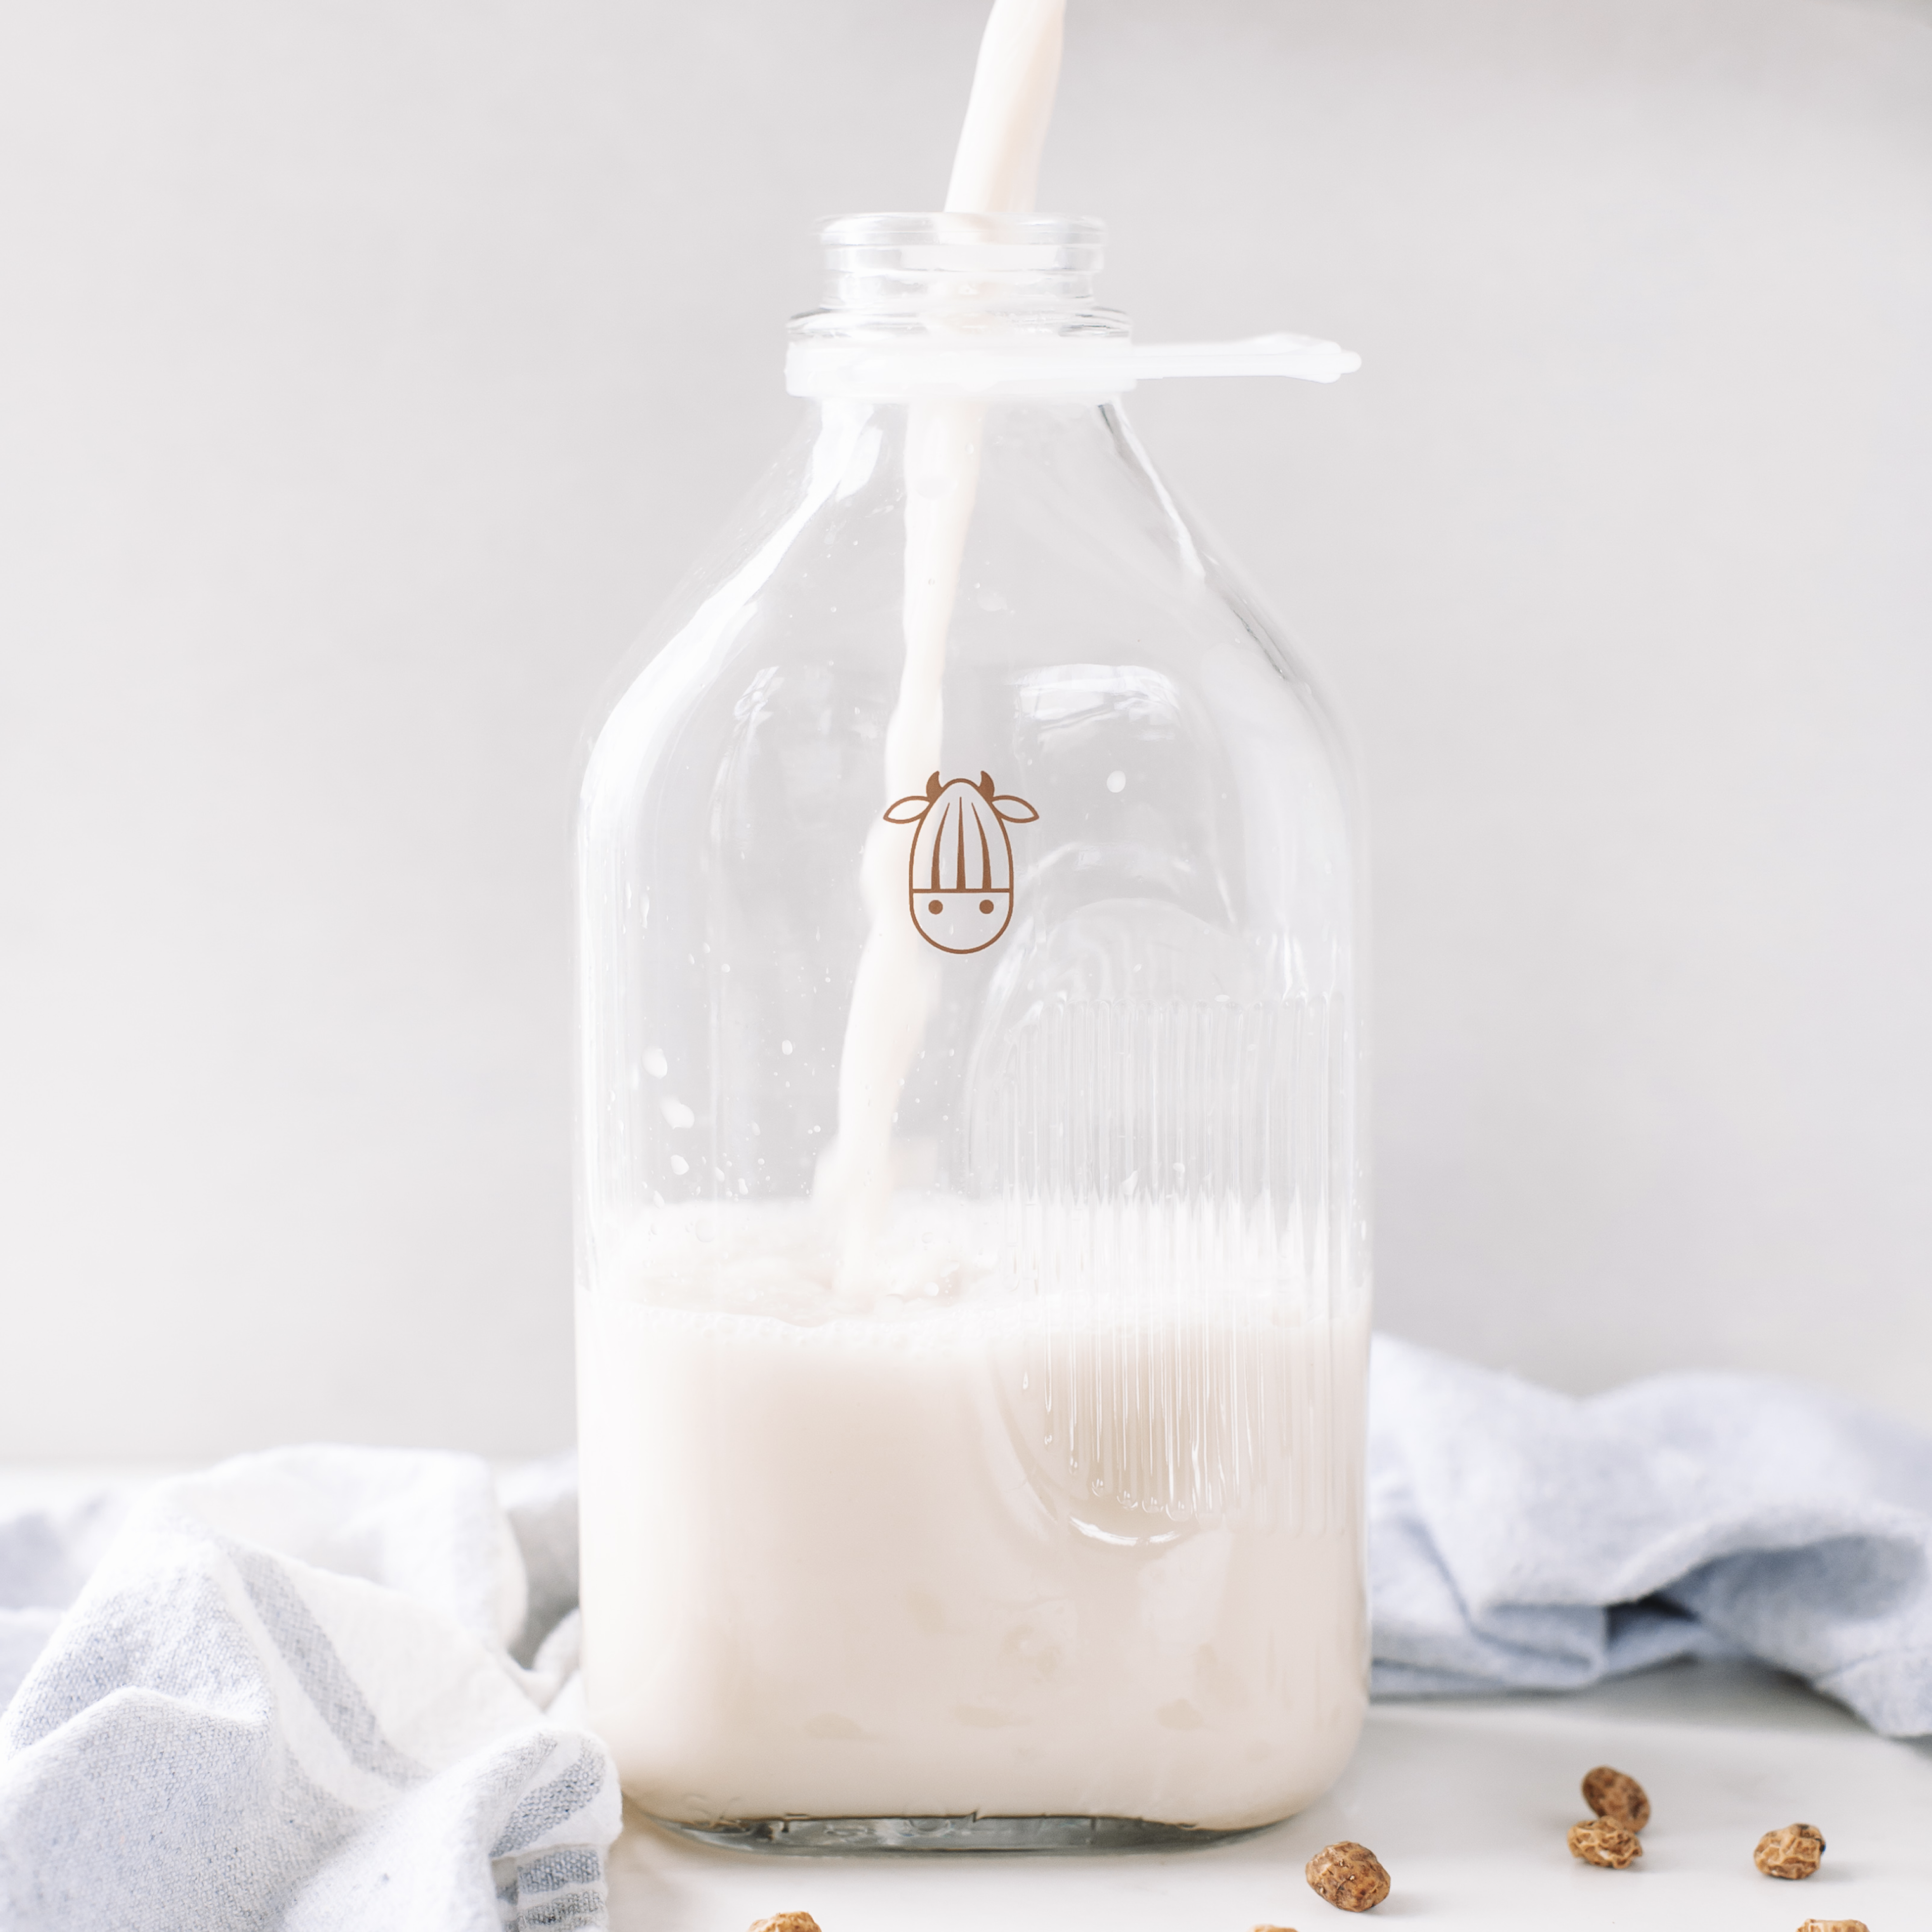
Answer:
[575,0,1368,1848]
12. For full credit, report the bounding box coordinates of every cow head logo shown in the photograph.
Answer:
[884,770,1038,955]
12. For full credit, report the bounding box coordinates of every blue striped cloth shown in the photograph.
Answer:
[1369,1334,1932,1735]
[0,1449,617,1932]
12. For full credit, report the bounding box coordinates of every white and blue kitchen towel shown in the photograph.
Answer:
[1370,1334,1932,1734]
[0,1448,618,1932]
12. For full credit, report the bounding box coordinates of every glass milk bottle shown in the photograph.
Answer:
[575,213,1369,1849]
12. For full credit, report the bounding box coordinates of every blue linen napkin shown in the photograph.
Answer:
[1370,1333,1932,1735]
[0,1448,617,1932]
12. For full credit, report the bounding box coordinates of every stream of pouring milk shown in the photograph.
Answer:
[810,0,1065,1276]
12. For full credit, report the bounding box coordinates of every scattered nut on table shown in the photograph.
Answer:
[1567,1817,1643,1868]
[1304,1840,1392,1911]
[1756,1822,1826,1879]
[1796,1919,1868,1931]
[747,1915,822,1932]
[1250,1924,1299,1931]
[1580,1763,1651,1831]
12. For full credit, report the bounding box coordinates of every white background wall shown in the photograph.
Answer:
[2,0,1928,1460]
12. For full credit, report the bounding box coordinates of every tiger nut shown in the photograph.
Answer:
[1580,1763,1651,1832]
[747,1917,822,1932]
[1796,1921,1867,1931]
[1305,1841,1391,1911]
[1568,1817,1643,1868]
[1755,1822,1826,1879]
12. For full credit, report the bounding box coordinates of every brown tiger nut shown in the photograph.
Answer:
[1580,1763,1651,1831]
[748,1917,822,1932]
[1796,1920,1867,1931]
[1755,1822,1826,1879]
[1305,1841,1391,1911]
[1568,1817,1643,1868]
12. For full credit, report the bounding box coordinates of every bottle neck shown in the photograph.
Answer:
[795,212,1125,342]
[789,213,1130,403]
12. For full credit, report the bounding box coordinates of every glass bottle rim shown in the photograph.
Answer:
[794,212,1126,369]
[818,212,1106,280]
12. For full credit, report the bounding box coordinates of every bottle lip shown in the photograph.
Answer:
[795,212,1126,385]
[788,211,1359,401]
[818,212,1106,278]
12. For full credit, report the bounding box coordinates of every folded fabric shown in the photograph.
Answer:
[0,1448,619,1932]
[1369,1334,1932,1734]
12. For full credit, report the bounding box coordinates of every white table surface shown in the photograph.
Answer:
[607,1660,1932,1931]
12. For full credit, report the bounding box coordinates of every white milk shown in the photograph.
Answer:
[810,397,974,1275]
[812,0,1064,1271]
[579,1208,1367,1829]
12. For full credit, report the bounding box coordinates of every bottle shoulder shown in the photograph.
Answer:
[583,400,1355,821]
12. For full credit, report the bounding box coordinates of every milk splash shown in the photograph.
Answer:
[812,0,1067,1278]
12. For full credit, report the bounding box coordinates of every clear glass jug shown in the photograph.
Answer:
[575,213,1369,1849]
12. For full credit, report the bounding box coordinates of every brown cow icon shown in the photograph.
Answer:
[884,770,1038,955]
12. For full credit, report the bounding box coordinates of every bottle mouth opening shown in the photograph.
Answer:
[819,212,1106,279]
[793,213,1129,392]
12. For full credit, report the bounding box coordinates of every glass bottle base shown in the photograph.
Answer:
[646,1813,1272,1854]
